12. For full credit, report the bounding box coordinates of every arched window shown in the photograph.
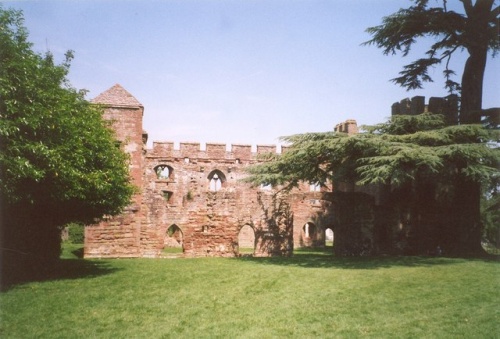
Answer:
[208,170,226,192]
[260,183,272,191]
[155,165,173,180]
[210,173,222,191]
[310,183,321,192]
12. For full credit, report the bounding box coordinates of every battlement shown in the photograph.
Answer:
[149,119,360,160]
[334,119,358,135]
[392,95,459,125]
[148,141,281,160]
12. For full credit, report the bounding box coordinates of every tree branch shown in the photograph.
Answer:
[490,5,500,20]
[460,0,473,17]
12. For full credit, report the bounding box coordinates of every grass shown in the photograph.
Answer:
[60,242,84,259]
[161,247,184,255]
[1,245,498,338]
[239,247,255,254]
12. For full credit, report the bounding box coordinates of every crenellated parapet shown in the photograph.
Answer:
[392,95,459,125]
[334,119,358,135]
[149,141,280,161]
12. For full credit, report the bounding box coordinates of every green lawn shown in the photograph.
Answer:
[1,246,498,338]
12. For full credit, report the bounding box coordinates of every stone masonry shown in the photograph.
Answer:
[84,85,466,258]
[84,84,342,258]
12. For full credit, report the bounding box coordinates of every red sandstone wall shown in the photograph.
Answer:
[84,104,144,258]
[143,144,300,257]
[83,88,366,258]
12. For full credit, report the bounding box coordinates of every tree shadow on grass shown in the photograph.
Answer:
[1,256,120,292]
[237,249,500,270]
[72,247,84,259]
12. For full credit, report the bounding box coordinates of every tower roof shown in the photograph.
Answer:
[92,84,143,107]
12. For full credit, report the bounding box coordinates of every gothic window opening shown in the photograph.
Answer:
[260,183,272,191]
[210,174,222,191]
[208,170,226,192]
[310,183,321,192]
[155,164,173,180]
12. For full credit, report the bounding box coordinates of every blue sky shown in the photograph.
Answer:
[5,0,499,148]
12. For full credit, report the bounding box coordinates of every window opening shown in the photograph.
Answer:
[162,190,173,202]
[210,174,222,192]
[155,165,172,180]
[310,183,321,192]
[208,170,226,192]
[260,183,272,191]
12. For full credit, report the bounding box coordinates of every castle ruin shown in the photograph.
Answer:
[84,85,462,258]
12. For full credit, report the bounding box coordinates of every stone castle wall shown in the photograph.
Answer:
[392,94,459,125]
[84,85,461,258]
[84,85,339,258]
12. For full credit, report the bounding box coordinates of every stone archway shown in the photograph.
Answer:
[238,225,255,255]
[302,222,317,247]
[164,224,184,254]
[325,228,334,248]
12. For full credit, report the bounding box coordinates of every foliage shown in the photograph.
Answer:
[0,7,134,267]
[245,113,500,254]
[59,242,84,260]
[65,223,85,244]
[1,255,499,337]
[364,0,499,123]
[246,114,499,189]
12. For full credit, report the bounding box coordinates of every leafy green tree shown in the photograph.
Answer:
[364,0,499,124]
[0,7,134,275]
[245,114,499,255]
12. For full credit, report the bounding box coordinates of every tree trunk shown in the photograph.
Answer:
[460,49,488,124]
[1,204,63,289]
[449,179,484,256]
[459,0,492,124]
[448,1,493,256]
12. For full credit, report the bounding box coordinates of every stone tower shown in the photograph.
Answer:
[84,84,146,257]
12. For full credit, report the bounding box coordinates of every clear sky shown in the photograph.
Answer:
[5,0,499,149]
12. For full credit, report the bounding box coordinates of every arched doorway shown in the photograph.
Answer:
[238,225,255,255]
[325,228,334,248]
[302,222,317,246]
[163,224,184,254]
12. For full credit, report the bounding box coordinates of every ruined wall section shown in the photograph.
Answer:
[142,142,316,257]
[392,95,459,125]
[83,84,362,258]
